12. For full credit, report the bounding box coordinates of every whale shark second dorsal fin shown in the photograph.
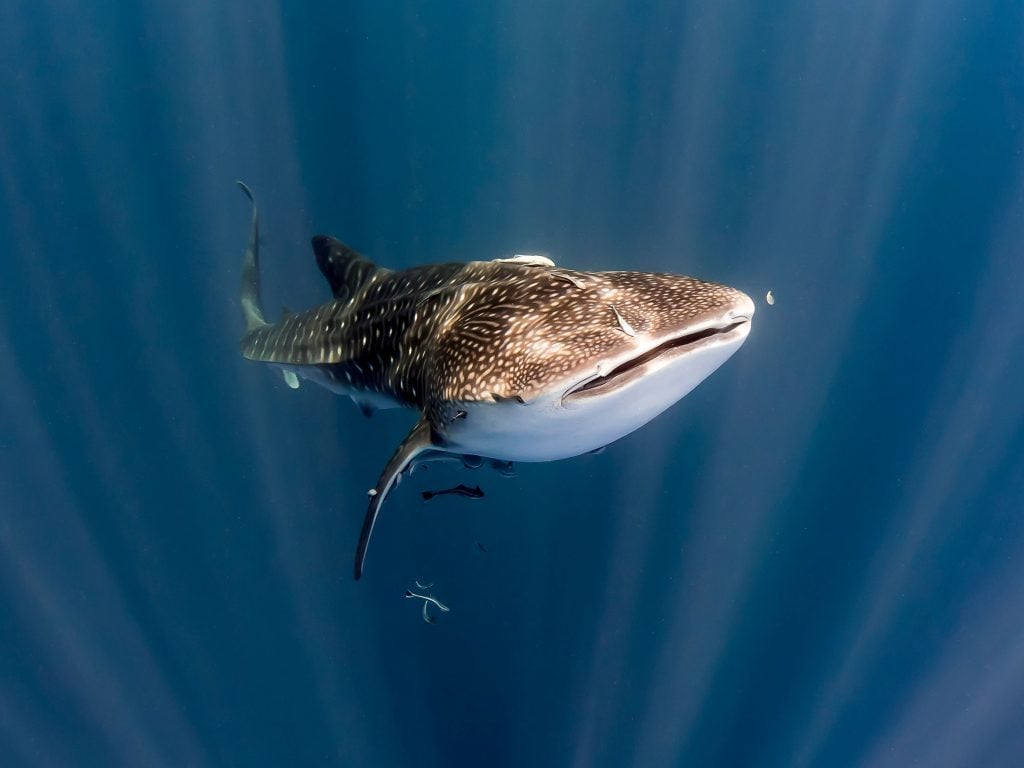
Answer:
[311,235,382,301]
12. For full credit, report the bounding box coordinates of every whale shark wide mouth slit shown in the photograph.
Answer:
[565,319,748,398]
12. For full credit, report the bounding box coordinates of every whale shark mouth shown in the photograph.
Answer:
[563,319,749,400]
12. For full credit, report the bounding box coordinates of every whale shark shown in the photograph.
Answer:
[236,183,755,579]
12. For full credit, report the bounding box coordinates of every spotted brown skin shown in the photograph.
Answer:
[240,256,744,427]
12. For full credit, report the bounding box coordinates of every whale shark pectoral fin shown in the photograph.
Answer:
[354,416,435,581]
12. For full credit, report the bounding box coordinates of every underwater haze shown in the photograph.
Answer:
[2,1,1024,766]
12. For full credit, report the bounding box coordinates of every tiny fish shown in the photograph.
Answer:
[404,589,450,611]
[766,290,775,306]
[405,588,450,624]
[421,484,485,502]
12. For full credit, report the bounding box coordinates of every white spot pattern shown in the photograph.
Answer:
[239,258,747,415]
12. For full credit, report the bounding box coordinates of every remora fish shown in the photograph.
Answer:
[236,183,755,579]
[421,484,485,502]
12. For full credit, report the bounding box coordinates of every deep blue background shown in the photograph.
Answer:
[2,1,1023,766]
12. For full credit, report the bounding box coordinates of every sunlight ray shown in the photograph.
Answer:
[795,159,1024,767]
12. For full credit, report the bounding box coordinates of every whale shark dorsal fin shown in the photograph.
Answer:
[311,235,381,301]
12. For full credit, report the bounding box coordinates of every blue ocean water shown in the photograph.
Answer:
[2,1,1023,766]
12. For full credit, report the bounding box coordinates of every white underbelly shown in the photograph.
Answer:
[442,337,742,462]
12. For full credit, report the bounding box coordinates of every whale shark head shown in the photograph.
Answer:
[435,268,755,462]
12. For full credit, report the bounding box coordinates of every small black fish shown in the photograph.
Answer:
[474,541,488,554]
[421,484,485,502]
